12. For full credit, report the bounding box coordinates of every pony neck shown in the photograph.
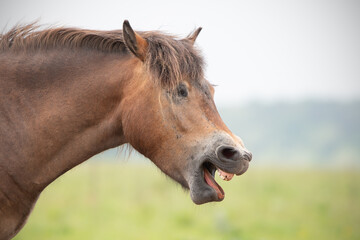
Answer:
[0,50,136,192]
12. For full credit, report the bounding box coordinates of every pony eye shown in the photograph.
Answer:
[178,84,188,97]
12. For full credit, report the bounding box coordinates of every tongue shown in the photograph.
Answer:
[204,168,224,200]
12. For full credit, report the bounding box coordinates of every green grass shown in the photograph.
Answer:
[13,162,360,240]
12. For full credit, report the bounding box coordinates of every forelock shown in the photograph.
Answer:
[141,32,205,89]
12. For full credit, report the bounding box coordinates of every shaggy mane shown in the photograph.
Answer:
[0,23,204,88]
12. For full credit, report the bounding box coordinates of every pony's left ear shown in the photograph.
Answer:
[187,27,202,44]
[123,20,148,61]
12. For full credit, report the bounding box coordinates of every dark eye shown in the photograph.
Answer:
[177,84,188,97]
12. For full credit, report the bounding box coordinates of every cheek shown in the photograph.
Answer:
[121,91,167,158]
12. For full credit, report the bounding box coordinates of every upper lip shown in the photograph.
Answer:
[202,155,248,176]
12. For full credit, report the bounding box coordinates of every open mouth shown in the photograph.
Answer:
[202,162,236,201]
[188,153,250,205]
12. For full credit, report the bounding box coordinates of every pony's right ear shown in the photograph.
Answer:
[123,20,148,61]
[187,27,202,44]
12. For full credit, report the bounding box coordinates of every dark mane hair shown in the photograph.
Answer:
[0,23,204,88]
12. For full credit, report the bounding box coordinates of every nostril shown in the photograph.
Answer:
[222,148,237,159]
[245,152,252,162]
[217,146,240,161]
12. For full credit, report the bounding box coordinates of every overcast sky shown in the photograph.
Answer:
[1,0,359,106]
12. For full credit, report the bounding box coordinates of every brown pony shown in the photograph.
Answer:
[0,20,252,239]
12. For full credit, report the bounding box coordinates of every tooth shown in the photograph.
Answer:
[216,168,234,181]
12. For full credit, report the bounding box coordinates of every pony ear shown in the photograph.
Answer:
[123,20,148,61]
[187,27,202,44]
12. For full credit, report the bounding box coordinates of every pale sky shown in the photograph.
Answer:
[1,0,359,106]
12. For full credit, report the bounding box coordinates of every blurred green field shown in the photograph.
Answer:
[14,162,360,240]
